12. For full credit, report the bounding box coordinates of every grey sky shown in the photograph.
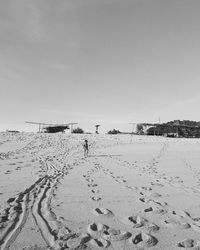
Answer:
[0,0,200,132]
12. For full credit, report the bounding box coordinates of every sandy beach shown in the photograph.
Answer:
[0,133,200,249]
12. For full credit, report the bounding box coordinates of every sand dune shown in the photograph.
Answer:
[0,132,200,249]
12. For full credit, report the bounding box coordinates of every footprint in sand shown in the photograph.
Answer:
[88,183,98,187]
[91,189,99,194]
[102,228,131,241]
[177,239,200,248]
[163,219,190,230]
[146,192,162,198]
[7,197,16,203]
[90,196,101,201]
[143,206,167,215]
[164,219,179,227]
[138,197,151,203]
[4,170,11,174]
[122,214,159,233]
[144,207,153,212]
[150,181,164,187]
[171,210,191,219]
[191,223,200,233]
[89,238,110,248]
[86,178,94,183]
[130,232,158,248]
[124,185,136,190]
[114,178,127,183]
[139,197,168,207]
[179,223,191,229]
[87,222,109,238]
[139,186,152,191]
[66,233,90,249]
[143,223,160,233]
[92,208,114,217]
[148,199,168,209]
[87,222,131,246]
[121,215,146,228]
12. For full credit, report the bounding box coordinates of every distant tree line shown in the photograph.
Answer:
[72,127,84,134]
[146,120,200,138]
[107,129,121,134]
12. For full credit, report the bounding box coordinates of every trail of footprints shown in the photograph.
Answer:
[83,164,102,202]
[81,153,200,249]
[181,159,200,195]
[116,143,184,189]
[81,162,159,249]
[112,144,186,189]
[135,181,200,247]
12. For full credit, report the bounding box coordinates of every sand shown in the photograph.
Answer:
[0,132,200,250]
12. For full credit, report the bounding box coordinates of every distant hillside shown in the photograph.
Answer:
[146,120,200,138]
[165,120,200,127]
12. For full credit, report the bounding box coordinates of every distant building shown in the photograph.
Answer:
[163,132,178,138]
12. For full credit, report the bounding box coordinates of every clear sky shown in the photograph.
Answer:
[0,0,200,133]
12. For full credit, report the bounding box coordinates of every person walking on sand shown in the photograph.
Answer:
[83,139,89,157]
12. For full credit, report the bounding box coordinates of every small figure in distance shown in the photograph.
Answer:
[83,139,89,157]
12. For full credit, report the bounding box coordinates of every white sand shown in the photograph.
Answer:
[0,132,200,249]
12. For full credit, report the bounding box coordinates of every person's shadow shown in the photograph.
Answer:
[88,154,122,157]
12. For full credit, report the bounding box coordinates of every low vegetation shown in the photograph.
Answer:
[72,127,84,134]
[107,129,121,134]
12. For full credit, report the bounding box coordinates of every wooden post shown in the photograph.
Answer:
[95,125,100,134]
[177,127,179,137]
[71,124,73,133]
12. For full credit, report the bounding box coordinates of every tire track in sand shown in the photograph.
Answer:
[0,136,80,249]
